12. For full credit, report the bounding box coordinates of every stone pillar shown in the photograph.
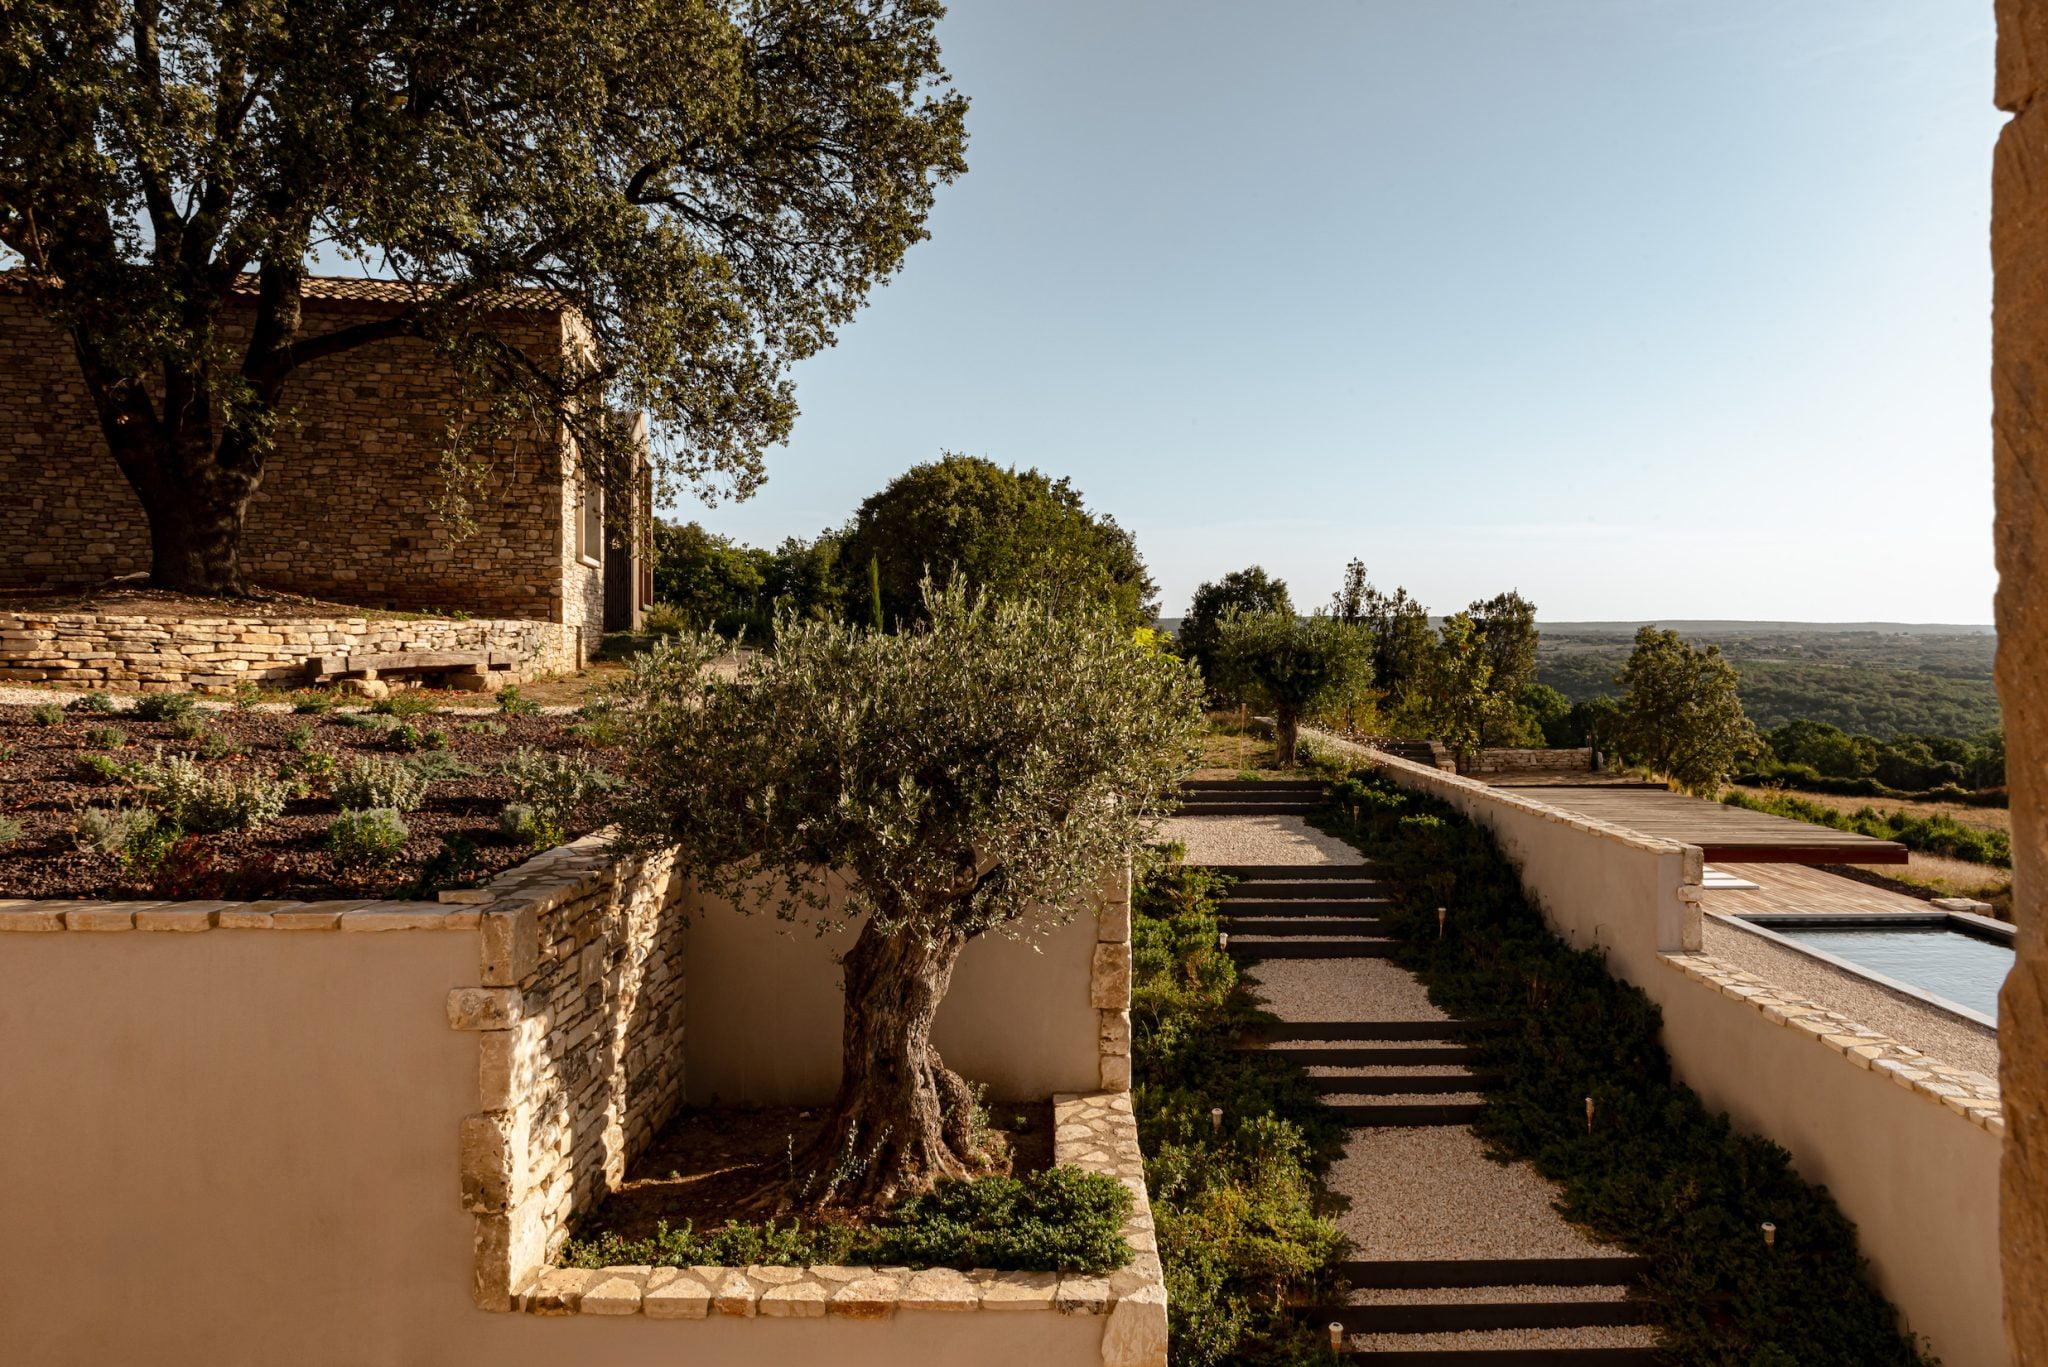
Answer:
[1995,3,2048,1360]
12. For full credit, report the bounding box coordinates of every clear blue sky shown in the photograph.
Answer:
[672,0,2002,625]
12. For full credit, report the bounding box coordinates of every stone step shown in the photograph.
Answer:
[1223,916,1392,936]
[1222,881,1386,901]
[1320,1297,1657,1335]
[1205,863,1380,880]
[1256,1044,1484,1067]
[1247,1020,1500,1043]
[1182,778,1329,792]
[1311,1072,1498,1096]
[1221,898,1391,915]
[1335,1258,1648,1290]
[1340,1342,1663,1365]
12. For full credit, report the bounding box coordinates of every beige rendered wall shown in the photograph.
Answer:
[1331,734,2007,1366]
[1994,2,2048,1361]
[682,872,1113,1105]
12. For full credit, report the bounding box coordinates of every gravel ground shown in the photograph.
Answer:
[1702,917,1998,1078]
[1326,1090,1487,1105]
[1154,813,1365,866]
[1346,1324,1663,1352]
[1342,1283,1634,1305]
[1330,1126,1615,1260]
[1306,1063,1476,1077]
[1244,958,1449,1022]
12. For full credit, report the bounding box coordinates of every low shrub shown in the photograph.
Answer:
[1724,790,2010,866]
[168,712,211,741]
[66,691,118,714]
[72,752,137,786]
[1319,772,1933,1366]
[331,710,392,731]
[133,692,199,722]
[85,724,129,749]
[370,693,438,719]
[498,748,617,847]
[332,754,430,813]
[496,683,541,717]
[73,805,162,860]
[402,833,482,899]
[569,702,624,747]
[1131,852,1347,1365]
[140,751,292,833]
[328,808,411,867]
[146,838,289,900]
[283,723,316,751]
[28,702,63,726]
[230,682,264,710]
[0,814,23,846]
[497,802,549,848]
[558,1166,1133,1274]
[193,729,241,760]
[291,692,336,715]
[384,722,427,752]
[461,718,508,736]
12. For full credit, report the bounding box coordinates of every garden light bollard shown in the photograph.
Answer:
[1762,1222,1777,1248]
[1210,1107,1223,1134]
[1218,931,1228,951]
[1437,906,1447,939]
[1329,1321,1343,1353]
[1585,1096,1595,1133]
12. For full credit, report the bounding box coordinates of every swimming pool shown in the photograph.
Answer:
[1773,925,2013,1023]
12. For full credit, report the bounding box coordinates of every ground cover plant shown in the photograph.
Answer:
[0,699,618,900]
[611,580,1202,1210]
[1723,790,2010,867]
[1317,772,1932,1366]
[1131,849,1348,1366]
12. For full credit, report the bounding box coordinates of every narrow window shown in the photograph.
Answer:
[578,481,603,565]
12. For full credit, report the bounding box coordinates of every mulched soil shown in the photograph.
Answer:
[581,1101,1055,1241]
[0,702,616,901]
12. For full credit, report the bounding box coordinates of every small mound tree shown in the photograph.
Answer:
[1615,625,1761,794]
[611,581,1202,1208]
[1213,611,1373,765]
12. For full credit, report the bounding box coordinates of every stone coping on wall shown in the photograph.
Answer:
[1302,726,1697,858]
[1662,950,2004,1138]
[508,1091,1167,1363]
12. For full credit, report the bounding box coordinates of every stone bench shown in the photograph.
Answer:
[306,649,512,695]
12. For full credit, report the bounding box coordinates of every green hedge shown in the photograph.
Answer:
[1319,774,1933,1366]
[1724,789,2010,867]
[1132,851,1348,1366]
[560,1165,1133,1272]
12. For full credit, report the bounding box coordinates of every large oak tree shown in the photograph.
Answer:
[0,0,967,593]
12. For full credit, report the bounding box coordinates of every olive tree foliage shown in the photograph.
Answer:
[1614,625,1762,794]
[1328,559,1431,713]
[1409,611,1513,769]
[1467,590,1539,744]
[0,0,967,593]
[1212,610,1373,765]
[1179,565,1293,689]
[608,580,1202,1207]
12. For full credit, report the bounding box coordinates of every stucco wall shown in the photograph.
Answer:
[1314,729,2008,1367]
[0,289,578,624]
[681,868,1125,1106]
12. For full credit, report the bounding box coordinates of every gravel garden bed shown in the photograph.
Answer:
[0,694,619,901]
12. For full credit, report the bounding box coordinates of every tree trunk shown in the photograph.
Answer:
[787,917,981,1210]
[139,471,254,596]
[1275,709,1301,767]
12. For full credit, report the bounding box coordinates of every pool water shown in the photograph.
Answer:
[1780,927,2013,1022]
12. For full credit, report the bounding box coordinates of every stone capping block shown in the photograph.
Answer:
[5,896,484,935]
[509,1091,1170,1364]
[1662,951,2005,1137]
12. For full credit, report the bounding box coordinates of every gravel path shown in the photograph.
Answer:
[1155,813,1365,866]
[1703,917,1998,1078]
[1244,958,1448,1022]
[1329,1126,1616,1260]
[1342,1283,1633,1305]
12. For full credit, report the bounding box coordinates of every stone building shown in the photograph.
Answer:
[0,276,649,662]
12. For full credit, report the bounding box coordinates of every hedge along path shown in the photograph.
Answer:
[1175,783,1664,1362]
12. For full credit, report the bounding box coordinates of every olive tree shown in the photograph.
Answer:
[610,581,1202,1208]
[1212,611,1373,765]
[0,0,967,593]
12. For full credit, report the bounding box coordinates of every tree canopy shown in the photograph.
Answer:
[1179,566,1293,686]
[0,0,968,592]
[1613,626,1761,794]
[835,453,1155,628]
[1212,611,1372,765]
[610,580,1200,1206]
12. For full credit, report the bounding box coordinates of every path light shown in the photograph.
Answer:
[1762,1222,1777,1248]
[1329,1321,1344,1353]
[1210,1106,1223,1134]
[1217,932,1229,951]
[1585,1096,1595,1132]
[1437,906,1447,939]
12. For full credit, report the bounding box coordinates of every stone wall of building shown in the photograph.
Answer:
[0,288,602,644]
[445,837,690,1311]
[0,608,579,691]
[1994,3,2048,1359]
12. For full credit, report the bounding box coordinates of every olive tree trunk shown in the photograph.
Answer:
[1274,707,1302,767]
[789,916,981,1209]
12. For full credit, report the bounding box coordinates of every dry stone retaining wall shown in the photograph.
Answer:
[0,609,579,691]
[1467,746,1594,774]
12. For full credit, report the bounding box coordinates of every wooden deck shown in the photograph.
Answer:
[1703,862,1934,916]
[1507,786,1909,864]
